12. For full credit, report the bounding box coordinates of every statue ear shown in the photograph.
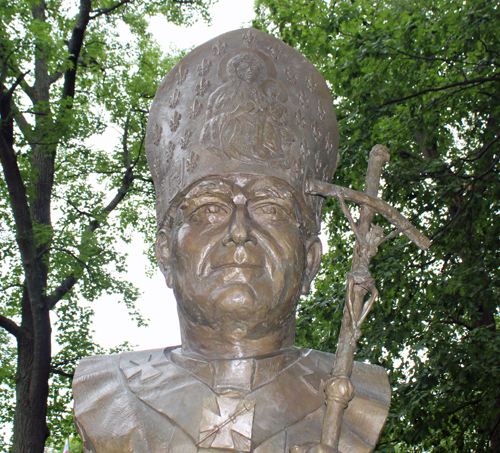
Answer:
[302,235,322,295]
[156,228,173,288]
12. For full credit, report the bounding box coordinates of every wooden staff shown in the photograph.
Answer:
[303,145,430,452]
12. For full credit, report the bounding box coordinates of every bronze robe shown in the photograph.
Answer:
[73,346,390,453]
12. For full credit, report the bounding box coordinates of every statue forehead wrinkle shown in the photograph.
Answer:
[168,179,234,226]
[168,175,303,226]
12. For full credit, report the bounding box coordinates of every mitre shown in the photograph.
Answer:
[146,28,339,233]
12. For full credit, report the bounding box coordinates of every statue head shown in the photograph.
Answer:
[226,51,266,83]
[146,29,339,359]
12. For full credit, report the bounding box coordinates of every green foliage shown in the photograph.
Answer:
[255,0,500,451]
[0,0,213,450]
[69,437,83,453]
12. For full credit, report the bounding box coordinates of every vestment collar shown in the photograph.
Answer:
[169,346,303,397]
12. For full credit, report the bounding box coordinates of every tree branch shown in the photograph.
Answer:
[430,184,475,242]
[99,168,135,218]
[53,194,97,219]
[123,112,131,169]
[0,283,26,292]
[463,133,500,163]
[1,43,37,102]
[0,121,37,272]
[50,366,74,379]
[477,25,500,62]
[446,398,484,417]
[52,246,91,270]
[62,0,91,102]
[384,44,457,65]
[49,70,64,85]
[438,318,472,331]
[90,0,132,19]
[8,62,37,103]
[1,92,35,140]
[0,313,24,339]
[47,167,136,309]
[134,176,153,184]
[48,275,77,310]
[7,70,30,98]
[0,48,9,85]
[380,76,500,107]
[132,129,146,167]
[13,108,33,140]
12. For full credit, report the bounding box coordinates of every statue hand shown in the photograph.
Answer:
[290,443,339,453]
[233,101,256,116]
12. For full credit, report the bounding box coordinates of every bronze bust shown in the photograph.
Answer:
[73,29,392,453]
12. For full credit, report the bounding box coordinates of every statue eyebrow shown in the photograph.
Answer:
[185,180,234,199]
[245,180,304,226]
[246,182,294,202]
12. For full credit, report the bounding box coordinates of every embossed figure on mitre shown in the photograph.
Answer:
[200,50,292,166]
[260,79,293,158]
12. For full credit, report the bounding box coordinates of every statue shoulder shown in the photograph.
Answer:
[73,348,164,418]
[73,347,182,453]
[299,348,391,452]
[73,352,120,382]
[304,348,390,405]
[74,345,178,377]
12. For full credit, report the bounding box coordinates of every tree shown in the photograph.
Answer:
[254,0,500,451]
[0,1,213,451]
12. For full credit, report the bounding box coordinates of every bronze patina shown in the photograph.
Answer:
[73,28,430,453]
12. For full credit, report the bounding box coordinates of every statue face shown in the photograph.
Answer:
[159,175,321,349]
[236,60,260,83]
[227,53,264,84]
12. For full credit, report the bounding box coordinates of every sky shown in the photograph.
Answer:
[85,0,257,352]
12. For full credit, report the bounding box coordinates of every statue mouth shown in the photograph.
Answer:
[205,262,265,278]
[201,249,268,279]
[213,262,261,269]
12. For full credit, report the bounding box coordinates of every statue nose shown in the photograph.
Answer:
[223,205,256,246]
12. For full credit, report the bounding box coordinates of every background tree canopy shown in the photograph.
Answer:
[254,0,500,451]
[0,0,212,451]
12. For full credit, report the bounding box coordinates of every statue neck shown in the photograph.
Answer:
[178,312,296,360]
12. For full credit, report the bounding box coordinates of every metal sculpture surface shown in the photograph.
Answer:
[73,28,430,453]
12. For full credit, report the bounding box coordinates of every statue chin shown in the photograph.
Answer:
[177,283,296,358]
[173,270,292,338]
[211,283,259,316]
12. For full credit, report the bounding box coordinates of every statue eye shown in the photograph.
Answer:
[206,205,221,214]
[190,204,229,225]
[263,206,278,215]
[252,203,290,223]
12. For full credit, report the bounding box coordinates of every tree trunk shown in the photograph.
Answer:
[491,398,500,453]
[12,288,52,453]
[13,328,51,452]
[8,3,57,451]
